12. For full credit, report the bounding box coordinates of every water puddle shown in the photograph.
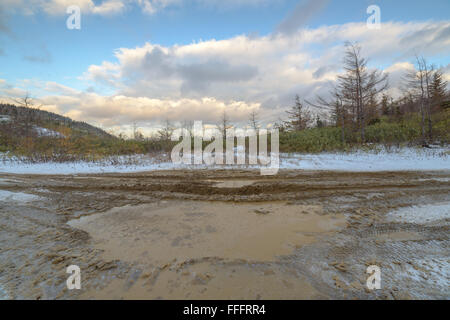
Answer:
[68,201,345,263]
[68,201,346,299]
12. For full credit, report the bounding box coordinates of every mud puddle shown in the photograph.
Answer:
[79,258,323,300]
[68,201,345,263]
[68,201,345,299]
[1,170,449,299]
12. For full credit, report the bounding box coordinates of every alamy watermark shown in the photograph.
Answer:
[367,5,381,30]
[66,265,81,290]
[66,5,81,30]
[170,121,279,176]
[366,265,381,290]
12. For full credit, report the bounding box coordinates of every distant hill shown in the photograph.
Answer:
[0,103,155,160]
[0,103,114,139]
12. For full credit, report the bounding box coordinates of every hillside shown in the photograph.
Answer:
[0,103,151,161]
[0,103,113,139]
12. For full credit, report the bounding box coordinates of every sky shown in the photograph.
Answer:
[0,0,449,135]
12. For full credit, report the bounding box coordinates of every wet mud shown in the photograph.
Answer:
[0,170,448,299]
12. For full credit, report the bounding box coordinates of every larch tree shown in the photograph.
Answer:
[430,69,448,111]
[337,42,388,142]
[404,56,435,143]
[284,95,311,131]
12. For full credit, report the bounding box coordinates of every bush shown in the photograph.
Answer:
[279,127,347,153]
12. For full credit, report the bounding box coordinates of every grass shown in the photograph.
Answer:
[278,110,449,153]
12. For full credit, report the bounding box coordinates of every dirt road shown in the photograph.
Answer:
[0,170,449,299]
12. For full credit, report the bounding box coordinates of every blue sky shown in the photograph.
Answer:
[0,0,449,133]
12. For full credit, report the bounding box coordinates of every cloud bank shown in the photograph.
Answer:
[1,20,449,134]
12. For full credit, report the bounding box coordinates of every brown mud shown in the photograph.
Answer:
[0,169,448,299]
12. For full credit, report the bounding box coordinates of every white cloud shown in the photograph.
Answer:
[1,0,280,16]
[37,93,260,135]
[442,64,450,83]
[2,20,449,132]
[0,78,260,134]
[90,0,126,15]
[0,0,126,16]
[43,93,259,126]
[135,0,179,14]
[84,21,450,109]
[135,0,282,15]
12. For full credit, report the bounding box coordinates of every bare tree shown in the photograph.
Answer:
[307,89,346,145]
[217,110,232,138]
[132,121,145,141]
[11,92,43,137]
[404,56,435,143]
[333,96,346,144]
[284,95,311,131]
[422,57,434,141]
[158,119,175,141]
[248,110,260,131]
[273,117,287,133]
[337,42,388,142]
[132,121,138,140]
[11,92,42,109]
[182,120,194,136]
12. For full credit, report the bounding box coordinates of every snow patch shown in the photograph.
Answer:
[279,147,449,171]
[0,115,11,123]
[400,258,450,293]
[417,178,450,182]
[0,190,39,202]
[0,285,9,300]
[0,147,448,175]
[33,126,65,138]
[387,202,450,224]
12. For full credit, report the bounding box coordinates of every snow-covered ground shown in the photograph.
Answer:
[280,148,449,171]
[0,190,40,203]
[387,202,450,224]
[0,285,8,300]
[0,147,448,175]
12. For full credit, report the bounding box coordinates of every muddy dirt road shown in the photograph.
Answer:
[0,170,449,299]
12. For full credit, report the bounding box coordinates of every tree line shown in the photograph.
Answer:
[276,42,448,147]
